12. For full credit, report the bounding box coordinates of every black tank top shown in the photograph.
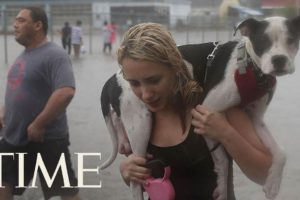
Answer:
[147,127,235,200]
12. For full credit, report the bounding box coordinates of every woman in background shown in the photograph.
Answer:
[71,20,83,58]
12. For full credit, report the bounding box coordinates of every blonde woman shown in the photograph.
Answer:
[117,23,272,200]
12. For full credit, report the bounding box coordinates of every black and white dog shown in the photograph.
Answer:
[100,16,300,200]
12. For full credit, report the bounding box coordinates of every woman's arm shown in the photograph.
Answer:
[191,105,272,184]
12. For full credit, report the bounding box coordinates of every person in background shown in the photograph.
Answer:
[71,20,83,59]
[108,21,117,52]
[61,21,71,55]
[102,21,112,54]
[117,23,272,200]
[0,6,80,200]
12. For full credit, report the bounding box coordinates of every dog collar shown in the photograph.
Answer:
[235,42,276,107]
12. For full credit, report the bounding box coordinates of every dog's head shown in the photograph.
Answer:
[235,16,300,76]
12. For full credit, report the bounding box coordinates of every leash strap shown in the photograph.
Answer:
[204,41,219,85]
[204,42,221,153]
[236,41,248,74]
[209,142,221,153]
[207,41,220,67]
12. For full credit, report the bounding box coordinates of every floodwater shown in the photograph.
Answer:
[0,32,299,200]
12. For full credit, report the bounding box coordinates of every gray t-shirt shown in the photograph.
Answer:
[2,42,75,145]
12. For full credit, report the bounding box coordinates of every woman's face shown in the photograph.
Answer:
[121,58,176,112]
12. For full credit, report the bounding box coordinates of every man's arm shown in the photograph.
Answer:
[27,87,75,142]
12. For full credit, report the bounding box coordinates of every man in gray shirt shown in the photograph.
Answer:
[0,6,80,200]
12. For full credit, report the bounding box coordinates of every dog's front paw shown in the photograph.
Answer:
[263,175,281,200]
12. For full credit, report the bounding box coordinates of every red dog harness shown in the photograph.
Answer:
[234,62,276,107]
[205,41,276,107]
[234,42,276,107]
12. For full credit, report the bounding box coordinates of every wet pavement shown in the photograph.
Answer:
[0,32,299,200]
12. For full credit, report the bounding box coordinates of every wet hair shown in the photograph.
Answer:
[23,6,48,35]
[117,23,203,124]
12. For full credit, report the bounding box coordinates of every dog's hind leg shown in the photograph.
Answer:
[100,108,132,170]
[122,105,152,200]
[120,85,152,200]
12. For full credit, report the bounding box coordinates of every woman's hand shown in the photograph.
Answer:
[191,105,233,141]
[120,154,152,185]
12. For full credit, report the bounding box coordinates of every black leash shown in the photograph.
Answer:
[209,142,221,153]
[204,41,220,86]
[204,41,222,152]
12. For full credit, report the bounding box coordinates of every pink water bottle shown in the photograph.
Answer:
[143,166,175,200]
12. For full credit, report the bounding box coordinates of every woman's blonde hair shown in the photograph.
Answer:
[117,23,202,113]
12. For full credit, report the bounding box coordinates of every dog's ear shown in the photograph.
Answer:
[288,15,300,35]
[234,18,260,37]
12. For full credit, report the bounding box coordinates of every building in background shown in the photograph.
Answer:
[239,0,262,8]
[0,0,299,35]
[93,0,191,29]
[0,0,191,31]
[261,0,300,16]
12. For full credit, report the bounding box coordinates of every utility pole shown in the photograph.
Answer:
[297,0,300,15]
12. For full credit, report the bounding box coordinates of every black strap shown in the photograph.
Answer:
[209,142,221,153]
[204,41,220,86]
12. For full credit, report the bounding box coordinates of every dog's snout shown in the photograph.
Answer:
[272,55,287,70]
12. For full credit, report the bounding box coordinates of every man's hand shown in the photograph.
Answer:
[0,107,5,130]
[26,87,74,142]
[27,121,45,142]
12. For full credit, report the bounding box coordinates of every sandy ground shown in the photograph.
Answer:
[0,31,299,200]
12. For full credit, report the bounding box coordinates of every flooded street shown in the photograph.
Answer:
[0,32,299,200]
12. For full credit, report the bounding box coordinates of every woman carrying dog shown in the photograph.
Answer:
[117,23,272,200]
